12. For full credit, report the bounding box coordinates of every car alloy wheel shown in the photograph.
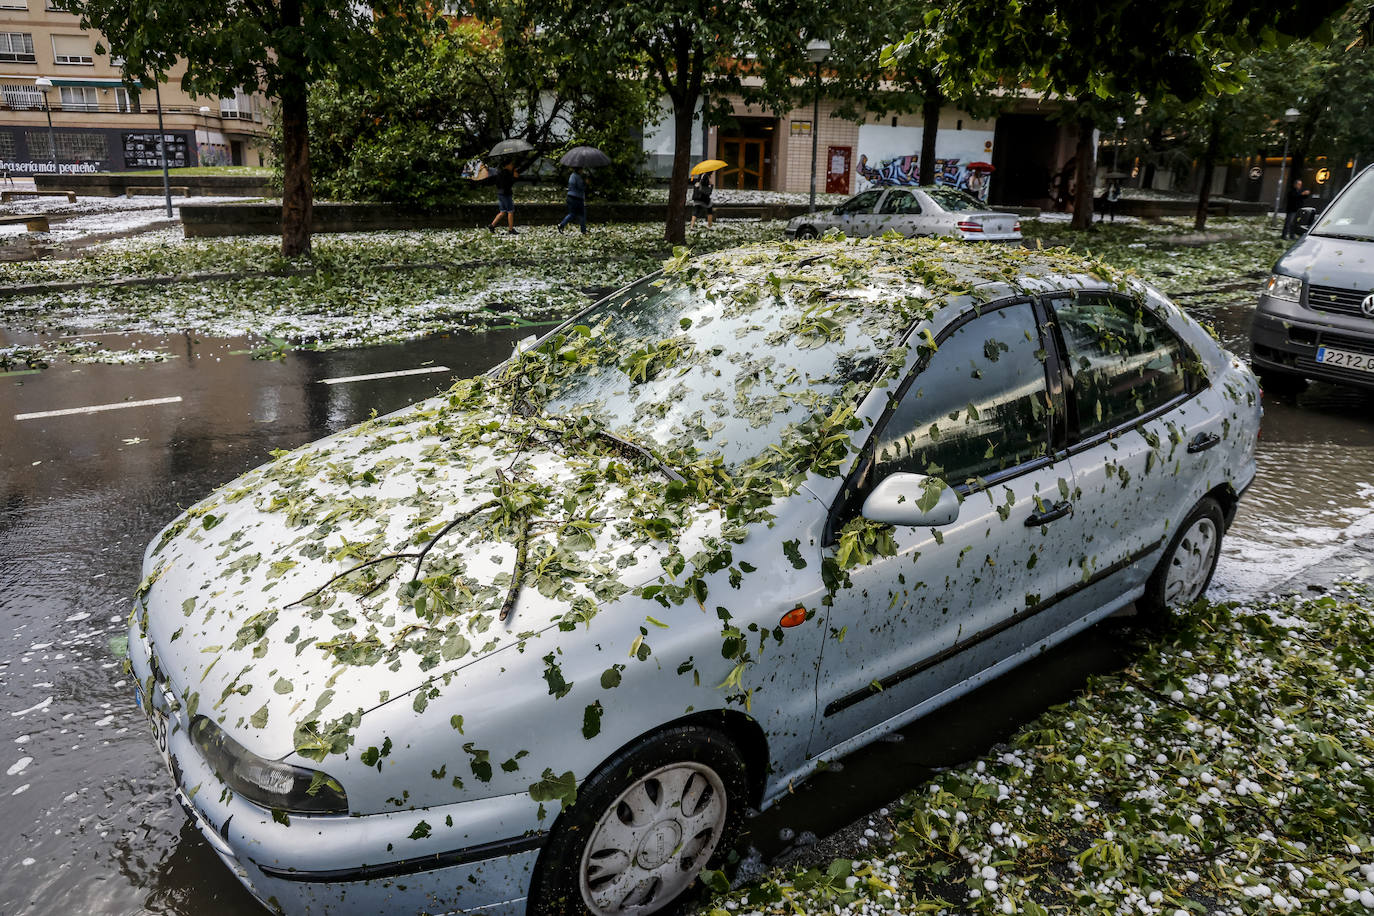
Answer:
[795,226,818,239]
[579,763,728,914]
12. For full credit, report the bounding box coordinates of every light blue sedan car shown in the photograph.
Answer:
[130,238,1260,916]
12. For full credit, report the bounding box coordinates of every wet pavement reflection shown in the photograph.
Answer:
[1,301,1371,913]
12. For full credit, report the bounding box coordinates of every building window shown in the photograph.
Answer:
[219,90,256,120]
[1,83,45,109]
[52,35,95,65]
[0,0,27,11]
[58,86,99,111]
[0,33,37,64]
[0,131,15,159]
[115,86,138,113]
[26,130,108,162]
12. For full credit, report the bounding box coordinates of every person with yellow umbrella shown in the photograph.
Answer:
[691,159,726,227]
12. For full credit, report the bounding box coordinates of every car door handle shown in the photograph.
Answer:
[1025,500,1073,526]
[1187,432,1221,454]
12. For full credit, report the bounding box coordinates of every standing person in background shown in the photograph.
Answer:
[558,167,588,234]
[487,161,518,235]
[1282,178,1311,240]
[690,174,715,227]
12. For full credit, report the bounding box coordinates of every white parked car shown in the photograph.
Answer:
[131,238,1258,916]
[786,186,1022,242]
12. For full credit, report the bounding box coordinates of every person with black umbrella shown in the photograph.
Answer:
[558,167,589,234]
[487,160,519,235]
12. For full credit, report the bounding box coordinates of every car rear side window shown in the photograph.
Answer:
[839,190,882,214]
[1053,293,1188,439]
[873,303,1052,489]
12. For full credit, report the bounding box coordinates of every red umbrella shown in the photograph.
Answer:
[966,161,995,171]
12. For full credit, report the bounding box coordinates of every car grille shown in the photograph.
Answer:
[1306,284,1371,318]
[1319,331,1374,356]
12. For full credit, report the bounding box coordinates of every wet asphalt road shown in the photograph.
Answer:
[1,313,1372,914]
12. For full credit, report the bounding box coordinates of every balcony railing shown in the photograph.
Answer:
[0,98,265,120]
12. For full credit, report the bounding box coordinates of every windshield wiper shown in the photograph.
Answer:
[1311,231,1374,242]
[588,427,685,483]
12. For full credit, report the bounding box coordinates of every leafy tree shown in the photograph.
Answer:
[305,21,653,206]
[891,1,1350,229]
[476,1,825,244]
[73,0,421,256]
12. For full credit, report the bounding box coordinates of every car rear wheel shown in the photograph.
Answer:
[528,725,748,916]
[1140,497,1225,621]
[794,225,818,239]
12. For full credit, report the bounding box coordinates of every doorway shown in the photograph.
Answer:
[989,114,1060,208]
[717,118,776,190]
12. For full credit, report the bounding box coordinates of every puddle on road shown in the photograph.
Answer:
[1,309,1372,913]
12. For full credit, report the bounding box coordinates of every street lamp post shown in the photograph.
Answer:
[1270,107,1300,226]
[1113,115,1125,174]
[806,38,831,214]
[198,105,212,166]
[33,77,58,177]
[153,80,173,217]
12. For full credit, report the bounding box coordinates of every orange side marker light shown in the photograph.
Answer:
[780,606,807,628]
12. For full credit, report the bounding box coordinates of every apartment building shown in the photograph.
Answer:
[0,2,269,175]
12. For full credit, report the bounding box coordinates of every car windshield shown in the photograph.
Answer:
[527,273,900,469]
[1312,170,1374,241]
[924,188,987,212]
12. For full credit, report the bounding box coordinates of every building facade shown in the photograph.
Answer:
[0,3,269,176]
[643,90,1077,208]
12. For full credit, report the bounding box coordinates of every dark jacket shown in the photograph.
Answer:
[1285,185,1310,212]
[494,168,517,194]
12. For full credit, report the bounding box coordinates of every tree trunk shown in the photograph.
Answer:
[280,86,312,258]
[918,90,942,186]
[1069,113,1097,231]
[1194,115,1221,232]
[665,97,694,245]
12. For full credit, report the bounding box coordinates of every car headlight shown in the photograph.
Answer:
[190,715,349,815]
[1264,274,1303,302]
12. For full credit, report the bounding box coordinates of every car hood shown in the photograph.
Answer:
[1277,232,1374,287]
[137,385,725,758]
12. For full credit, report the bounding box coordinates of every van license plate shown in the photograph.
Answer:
[1316,346,1374,373]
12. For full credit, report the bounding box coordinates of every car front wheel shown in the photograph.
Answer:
[1140,497,1225,620]
[794,225,818,239]
[528,725,748,915]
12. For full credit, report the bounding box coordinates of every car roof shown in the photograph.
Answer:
[677,237,1125,319]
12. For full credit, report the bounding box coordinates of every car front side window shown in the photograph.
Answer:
[1052,294,1191,439]
[873,303,1053,491]
[839,190,882,215]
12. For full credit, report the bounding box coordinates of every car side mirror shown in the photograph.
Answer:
[861,473,960,527]
[1295,206,1318,234]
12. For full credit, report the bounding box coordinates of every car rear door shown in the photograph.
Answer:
[809,300,1073,756]
[1040,290,1220,631]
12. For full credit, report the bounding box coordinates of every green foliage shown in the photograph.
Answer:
[302,21,654,207]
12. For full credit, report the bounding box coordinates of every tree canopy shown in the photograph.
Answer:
[73,0,423,256]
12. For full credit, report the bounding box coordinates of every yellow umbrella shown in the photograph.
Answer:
[691,159,728,177]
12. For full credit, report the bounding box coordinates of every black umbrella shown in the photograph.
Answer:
[489,138,534,158]
[559,146,612,168]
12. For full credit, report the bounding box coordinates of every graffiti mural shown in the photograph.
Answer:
[855,153,994,201]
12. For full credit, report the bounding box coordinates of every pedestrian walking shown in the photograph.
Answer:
[558,167,588,234]
[690,174,715,227]
[487,161,518,234]
[1282,178,1311,239]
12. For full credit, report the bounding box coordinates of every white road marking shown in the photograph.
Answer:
[320,365,451,386]
[15,395,183,421]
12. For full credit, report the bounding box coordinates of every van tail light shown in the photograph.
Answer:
[957,221,984,233]
[1013,221,1022,233]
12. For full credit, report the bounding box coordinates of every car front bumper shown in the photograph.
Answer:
[1250,293,1374,391]
[129,613,542,916]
